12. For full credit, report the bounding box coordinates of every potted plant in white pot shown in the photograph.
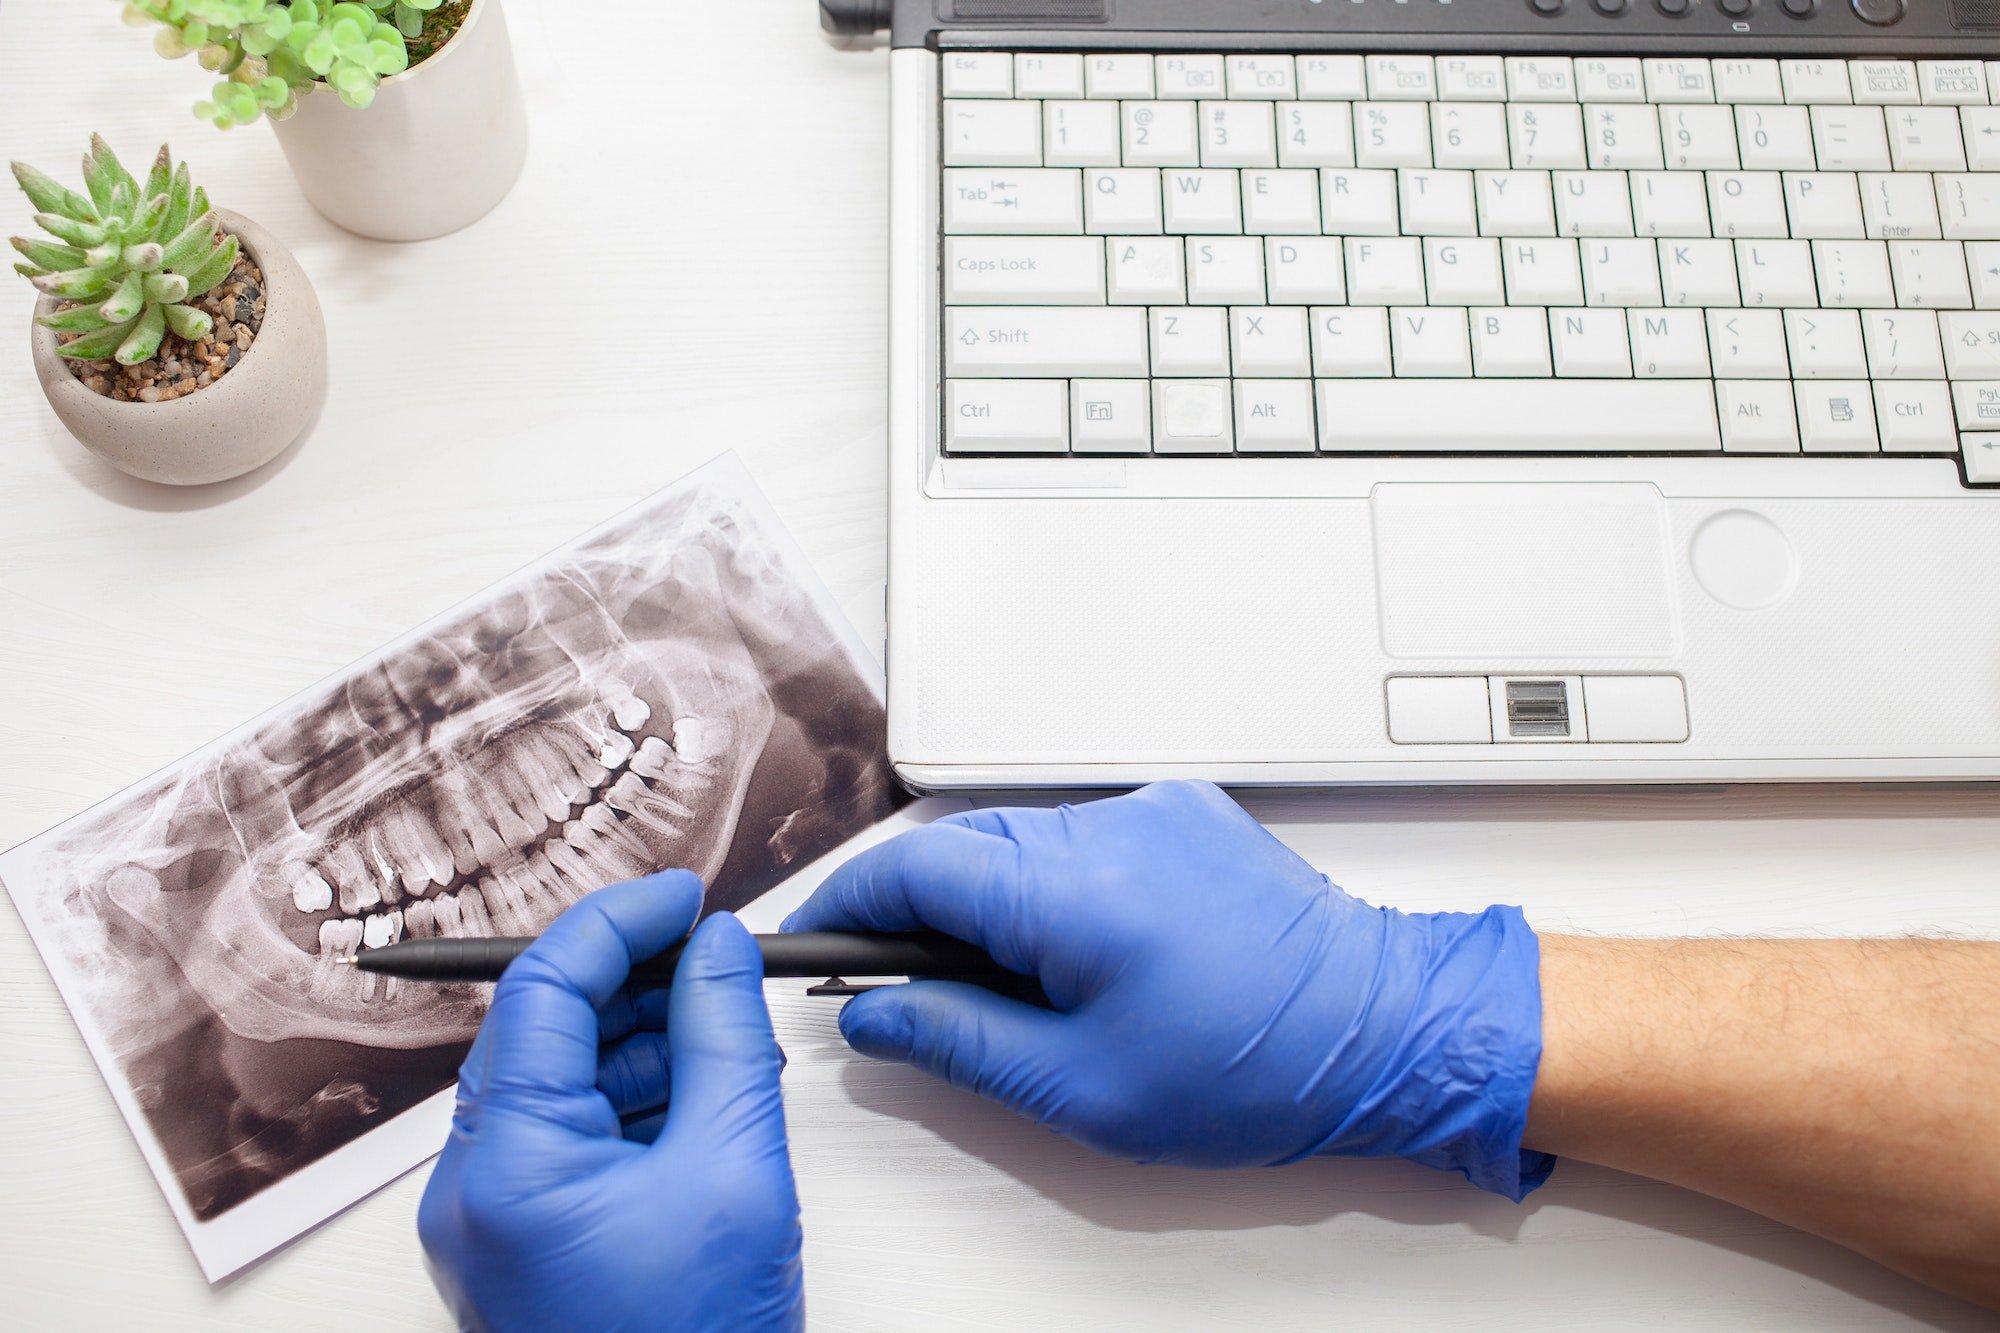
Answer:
[124,0,529,242]
[13,136,327,485]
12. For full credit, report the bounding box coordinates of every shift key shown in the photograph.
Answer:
[949,307,1150,376]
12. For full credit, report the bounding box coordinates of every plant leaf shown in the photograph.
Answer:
[55,316,139,361]
[90,135,140,203]
[130,192,170,243]
[10,236,85,272]
[181,232,238,298]
[32,212,108,248]
[12,161,94,221]
[30,268,116,300]
[116,302,168,366]
[122,242,166,272]
[163,302,213,341]
[159,212,218,273]
[161,162,193,238]
[81,150,115,215]
[141,145,172,205]
[144,272,190,304]
[37,304,114,335]
[100,271,147,323]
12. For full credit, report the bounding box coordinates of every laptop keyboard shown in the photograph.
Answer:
[938,50,2000,485]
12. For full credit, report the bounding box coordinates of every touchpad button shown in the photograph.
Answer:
[1371,482,1679,659]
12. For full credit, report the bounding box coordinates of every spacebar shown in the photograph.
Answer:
[1317,381,1721,453]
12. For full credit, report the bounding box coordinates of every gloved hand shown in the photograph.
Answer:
[786,780,1552,1199]
[418,871,804,1332]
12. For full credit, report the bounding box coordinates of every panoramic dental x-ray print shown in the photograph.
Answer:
[0,455,907,1279]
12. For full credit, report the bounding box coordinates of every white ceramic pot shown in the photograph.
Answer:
[31,209,328,487]
[269,0,529,242]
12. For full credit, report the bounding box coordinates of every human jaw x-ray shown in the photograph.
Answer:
[0,455,909,1278]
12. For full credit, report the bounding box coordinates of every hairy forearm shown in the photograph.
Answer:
[1525,936,2000,1309]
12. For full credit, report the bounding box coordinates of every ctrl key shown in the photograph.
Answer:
[947,380,1068,454]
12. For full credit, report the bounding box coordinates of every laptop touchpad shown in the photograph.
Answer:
[1371,482,1679,659]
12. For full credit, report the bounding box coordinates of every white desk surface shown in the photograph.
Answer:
[3,2,1998,1328]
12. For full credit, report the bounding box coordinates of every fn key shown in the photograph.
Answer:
[947,380,1069,453]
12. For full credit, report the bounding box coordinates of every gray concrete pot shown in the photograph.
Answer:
[30,209,327,487]
[270,0,529,241]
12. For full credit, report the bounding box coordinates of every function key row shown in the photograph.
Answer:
[944,52,2000,108]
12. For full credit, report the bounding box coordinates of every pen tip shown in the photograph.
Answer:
[335,956,355,967]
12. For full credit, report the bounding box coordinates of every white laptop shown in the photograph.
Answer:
[824,0,2000,790]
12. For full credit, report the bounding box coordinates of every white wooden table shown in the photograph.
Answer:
[3,2,1998,1327]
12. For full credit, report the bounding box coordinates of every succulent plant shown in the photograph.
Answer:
[122,0,424,127]
[11,137,239,367]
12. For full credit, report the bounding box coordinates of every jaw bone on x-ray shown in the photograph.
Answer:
[0,456,909,1277]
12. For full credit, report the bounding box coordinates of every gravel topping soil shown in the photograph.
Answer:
[56,246,266,404]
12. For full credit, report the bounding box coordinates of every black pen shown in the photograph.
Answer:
[343,931,1011,995]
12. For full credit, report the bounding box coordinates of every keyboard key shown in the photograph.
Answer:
[1201,101,1277,168]
[1277,104,1356,168]
[1941,311,2000,378]
[1708,172,1789,238]
[1645,59,1714,104]
[1085,168,1165,234]
[1367,55,1435,101]
[1265,237,1346,304]
[1586,105,1664,170]
[1504,237,1585,305]
[1477,171,1557,236]
[1346,237,1426,304]
[1425,238,1505,305]
[1297,55,1367,101]
[1315,380,1720,450]
[1785,309,1868,378]
[1014,53,1084,99]
[1708,309,1792,377]
[1231,308,1312,376]
[1874,382,1955,452]
[1070,379,1152,452]
[1241,169,1321,234]
[1086,55,1154,99]
[1886,107,1966,172]
[948,308,1148,377]
[1890,241,1973,308]
[1188,236,1266,304]
[1357,103,1433,168]
[1814,240,1895,307]
[1796,381,1879,452]
[1850,61,1919,107]
[1164,169,1244,233]
[1962,434,2000,483]
[1556,172,1635,237]
[1715,59,1784,105]
[1938,176,2000,241]
[1863,310,1946,378]
[1321,170,1401,235]
[1228,56,1297,100]
[943,53,1012,99]
[1781,60,1851,106]
[945,169,1084,234]
[1964,109,2000,171]
[1509,104,1587,169]
[1311,307,1394,376]
[1584,238,1663,306]
[946,101,1042,166]
[1153,379,1235,452]
[1043,101,1119,167]
[1434,104,1511,168]
[1577,58,1646,104]
[1810,106,1890,170]
[1471,307,1553,377]
[1662,239,1741,306]
[1717,381,1802,452]
[948,379,1068,452]
[1920,61,1988,106]
[1506,57,1576,103]
[945,237,1106,304]
[1631,172,1712,238]
[1629,308,1712,378]
[1155,54,1224,100]
[1860,173,1942,240]
[1233,380,1317,451]
[1400,169,1478,236]
[1107,236,1186,303]
[1659,106,1740,169]
[1552,308,1633,377]
[1952,381,2000,430]
[1783,172,1864,239]
[1972,243,2000,308]
[1736,106,1816,169]
[1150,307,1231,375]
[1737,239,1818,307]
[1439,56,1505,102]
[1123,102,1200,166]
[1390,306,1473,377]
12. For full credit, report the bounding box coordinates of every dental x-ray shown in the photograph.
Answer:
[0,454,914,1280]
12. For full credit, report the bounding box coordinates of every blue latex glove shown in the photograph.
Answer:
[418,871,804,1332]
[786,781,1551,1199]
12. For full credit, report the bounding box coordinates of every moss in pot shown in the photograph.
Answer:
[14,137,327,485]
